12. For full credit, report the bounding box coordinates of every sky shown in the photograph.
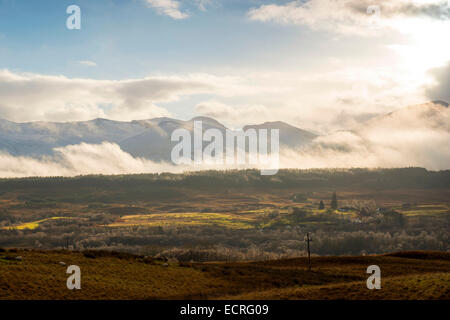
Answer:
[0,0,449,133]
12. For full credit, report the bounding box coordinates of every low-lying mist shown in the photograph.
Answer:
[1,101,449,177]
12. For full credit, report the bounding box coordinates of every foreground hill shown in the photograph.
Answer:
[0,249,449,300]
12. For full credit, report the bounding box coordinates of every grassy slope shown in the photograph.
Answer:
[0,250,449,300]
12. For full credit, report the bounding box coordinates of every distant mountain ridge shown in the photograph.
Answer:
[0,100,448,163]
[0,115,318,162]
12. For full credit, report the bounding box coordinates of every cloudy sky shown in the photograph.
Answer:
[0,0,449,133]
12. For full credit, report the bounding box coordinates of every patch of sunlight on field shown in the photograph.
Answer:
[422,204,449,209]
[107,212,255,229]
[399,209,449,216]
[310,209,355,217]
[2,217,75,230]
[239,209,268,214]
[398,204,450,216]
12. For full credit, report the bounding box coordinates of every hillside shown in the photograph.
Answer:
[0,249,449,300]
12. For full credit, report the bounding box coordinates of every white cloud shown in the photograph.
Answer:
[1,102,448,178]
[0,142,277,177]
[245,0,449,132]
[145,0,189,19]
[194,0,212,11]
[0,142,179,178]
[199,67,427,133]
[77,60,97,67]
[248,0,449,36]
[281,102,450,170]
[0,66,436,134]
[195,100,271,128]
[0,70,232,122]
[0,69,292,125]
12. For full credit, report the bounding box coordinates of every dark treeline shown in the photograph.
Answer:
[1,168,449,193]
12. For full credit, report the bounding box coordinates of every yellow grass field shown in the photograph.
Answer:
[397,204,450,216]
[106,212,259,229]
[1,217,77,230]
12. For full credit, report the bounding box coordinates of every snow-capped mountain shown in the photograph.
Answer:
[0,116,317,162]
[0,101,448,167]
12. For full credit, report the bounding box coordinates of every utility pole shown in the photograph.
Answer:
[305,233,312,271]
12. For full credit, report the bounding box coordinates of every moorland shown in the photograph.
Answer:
[0,168,448,260]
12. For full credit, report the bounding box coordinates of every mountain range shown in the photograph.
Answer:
[0,100,448,164]
[0,115,318,162]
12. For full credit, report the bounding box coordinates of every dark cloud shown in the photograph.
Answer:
[427,63,450,103]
